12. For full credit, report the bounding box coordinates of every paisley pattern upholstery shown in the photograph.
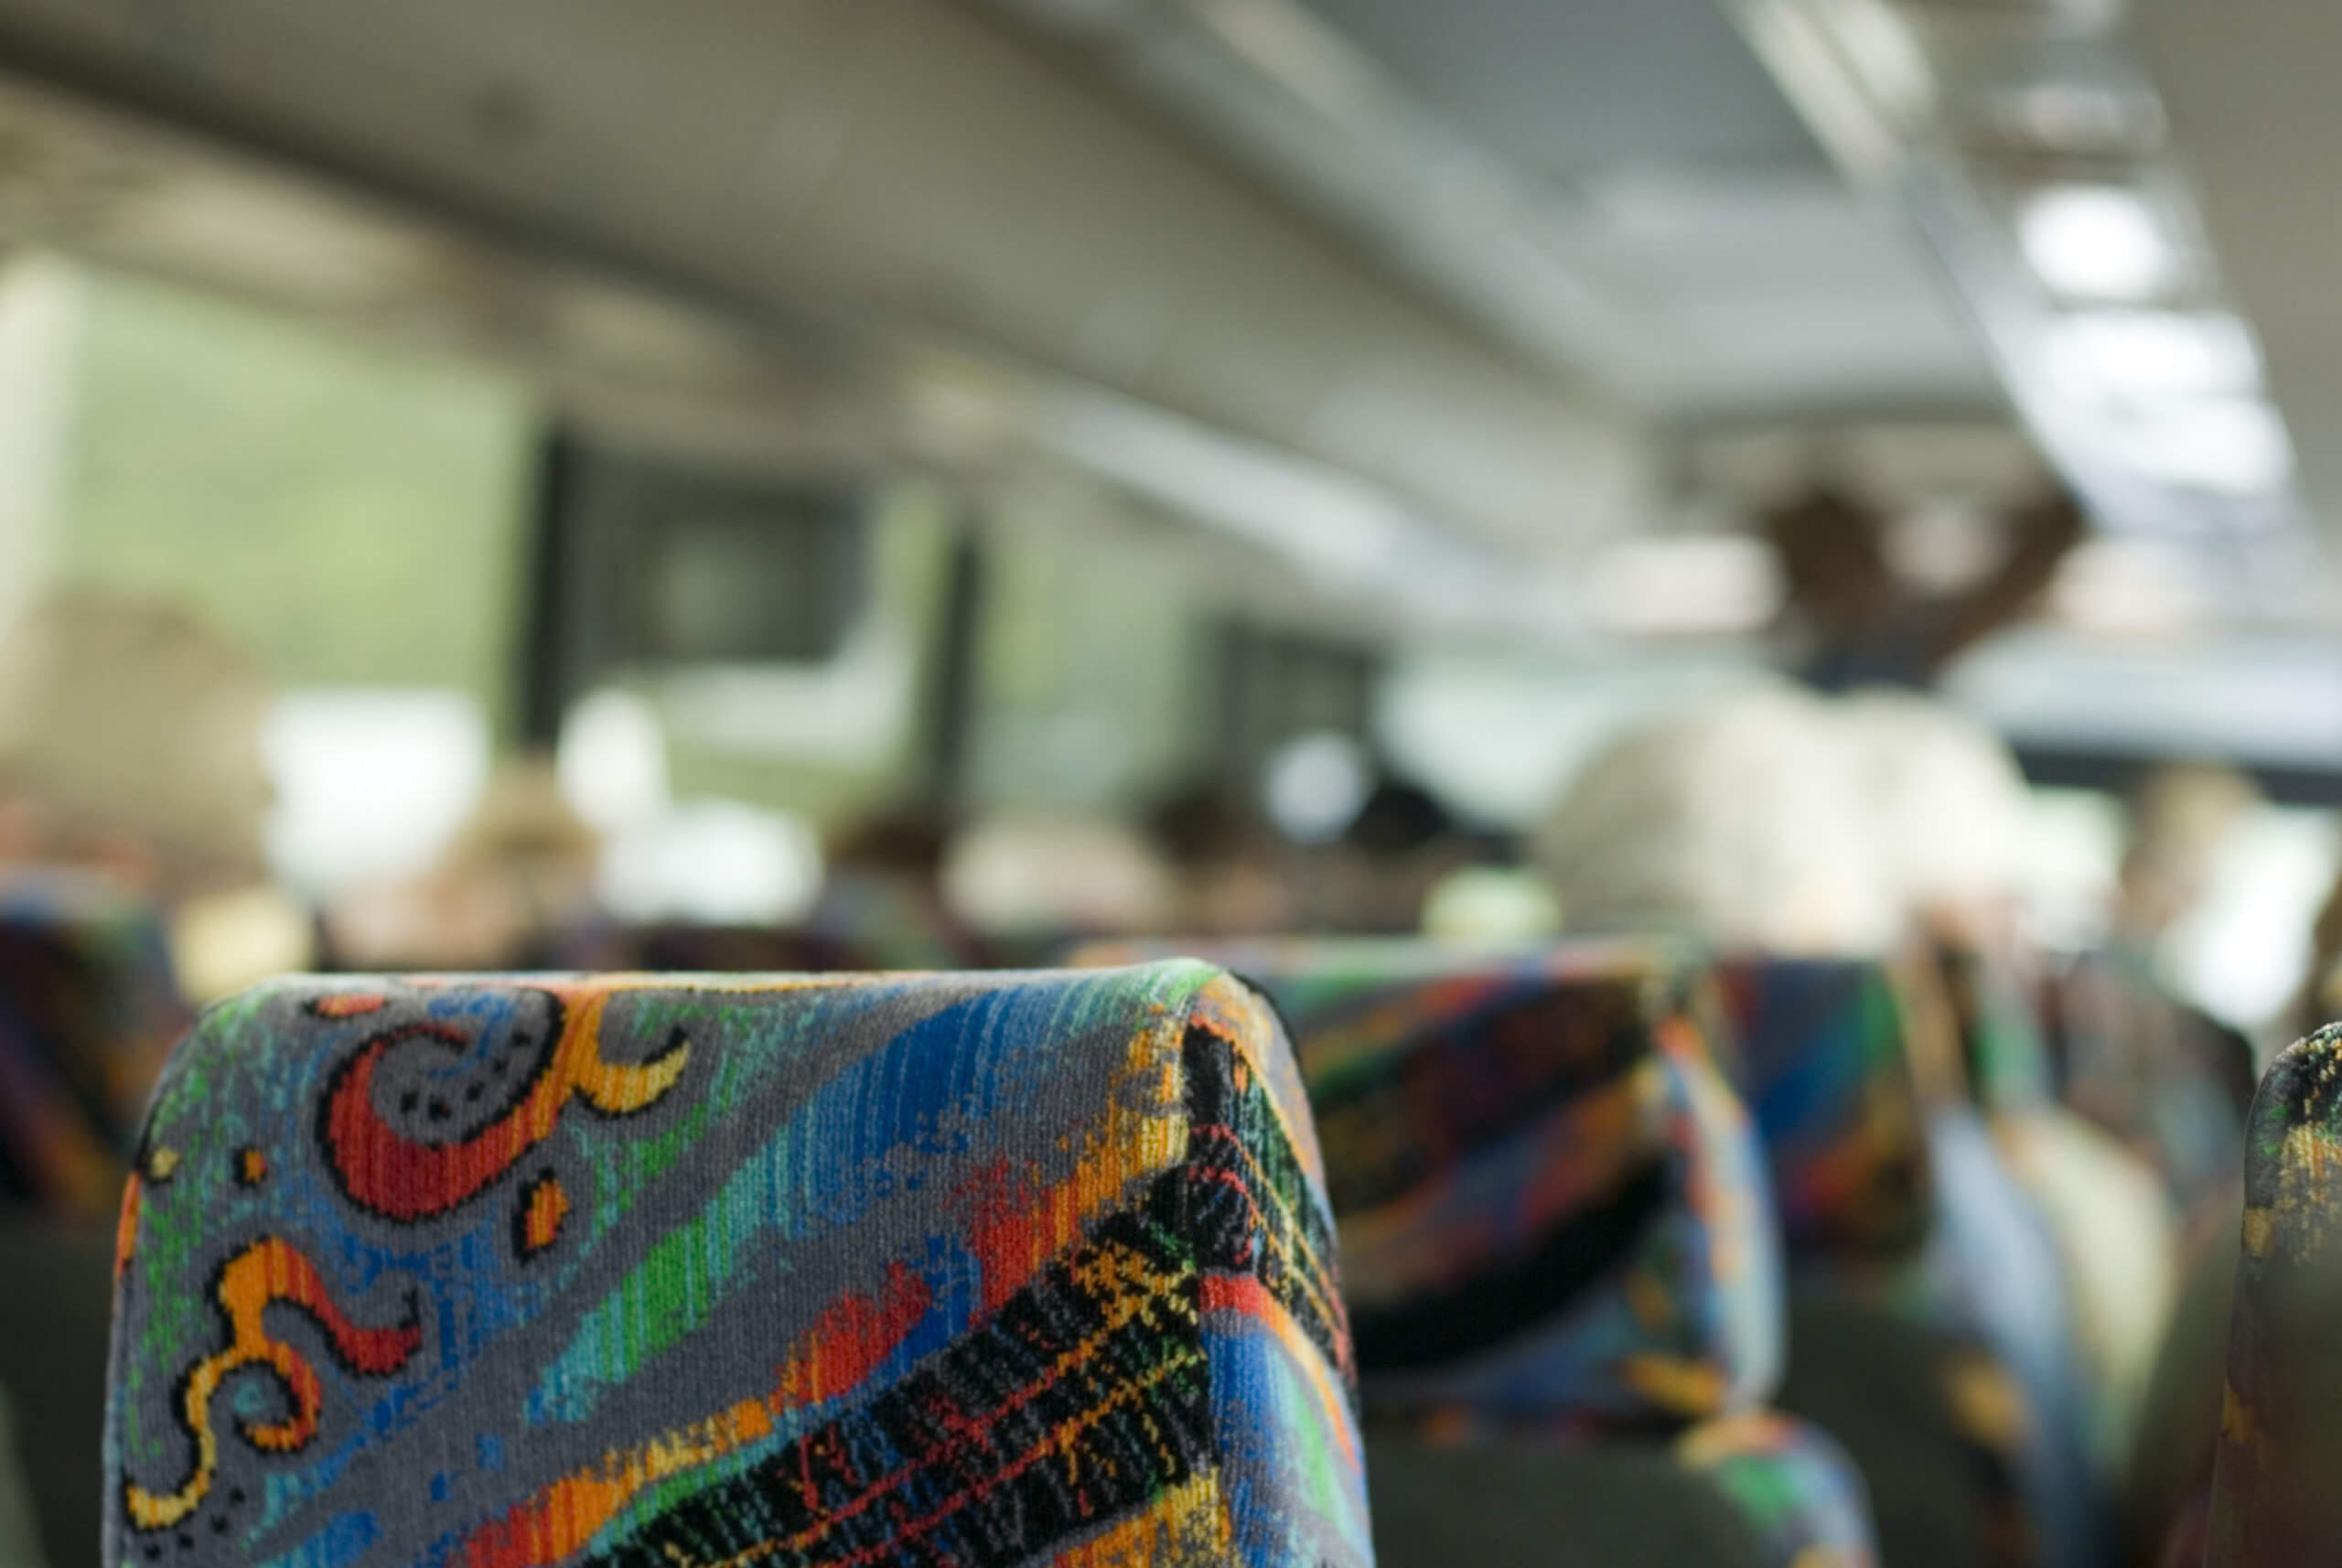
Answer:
[103,963,1371,1568]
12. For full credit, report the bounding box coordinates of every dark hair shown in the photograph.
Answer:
[830,802,956,876]
[1145,782,1271,868]
[1763,484,1888,596]
[1343,779,1456,858]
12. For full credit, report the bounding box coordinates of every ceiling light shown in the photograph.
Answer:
[2018,185,2180,301]
[2047,537,2210,636]
[2046,310,2261,403]
[1985,80,2165,156]
[2104,397,2294,495]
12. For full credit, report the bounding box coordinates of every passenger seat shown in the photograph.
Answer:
[1094,938,1879,1568]
[1718,955,2083,1568]
[104,963,1371,1566]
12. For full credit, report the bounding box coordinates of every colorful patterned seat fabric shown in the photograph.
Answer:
[104,962,1371,1568]
[0,869,189,1219]
[1269,941,1780,1423]
[1712,958,1933,1265]
[1088,940,1876,1568]
[1717,954,2091,1568]
[2206,1022,2342,1566]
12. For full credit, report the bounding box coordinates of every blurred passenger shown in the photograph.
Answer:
[1144,780,1295,938]
[0,589,309,999]
[1533,683,2079,1568]
[0,589,268,897]
[1768,485,2085,693]
[942,811,1176,958]
[1841,691,2175,1492]
[1531,683,1895,954]
[0,596,247,1489]
[1314,775,1479,936]
[2115,764,2262,950]
[1834,691,2035,955]
[2045,765,2259,1242]
[2018,771,2263,1568]
[0,593,263,1568]
[804,802,983,970]
[327,759,602,970]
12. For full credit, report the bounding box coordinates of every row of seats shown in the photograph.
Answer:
[0,868,2318,1567]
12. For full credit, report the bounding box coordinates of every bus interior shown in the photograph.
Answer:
[1,3,2339,1566]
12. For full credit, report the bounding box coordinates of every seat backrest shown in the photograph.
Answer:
[104,962,1370,1568]
[0,869,189,1219]
[2207,1022,2342,1566]
[1092,939,1783,1429]
[1713,957,1935,1264]
[1720,953,2096,1568]
[2040,947,2251,1225]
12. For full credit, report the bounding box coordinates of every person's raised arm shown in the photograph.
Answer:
[1936,489,2088,672]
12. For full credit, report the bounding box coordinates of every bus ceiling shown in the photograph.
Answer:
[0,0,2323,638]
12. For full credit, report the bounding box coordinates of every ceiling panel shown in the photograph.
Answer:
[2137,0,2342,543]
[1298,0,1830,181]
[0,0,1657,570]
[989,0,1998,420]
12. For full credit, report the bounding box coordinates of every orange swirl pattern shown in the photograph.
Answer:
[322,982,690,1223]
[125,1238,424,1532]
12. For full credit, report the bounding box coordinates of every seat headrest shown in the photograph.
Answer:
[1137,939,1783,1428]
[105,962,1370,1568]
[1714,956,1935,1263]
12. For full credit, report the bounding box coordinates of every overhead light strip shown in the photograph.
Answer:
[1722,0,2315,585]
